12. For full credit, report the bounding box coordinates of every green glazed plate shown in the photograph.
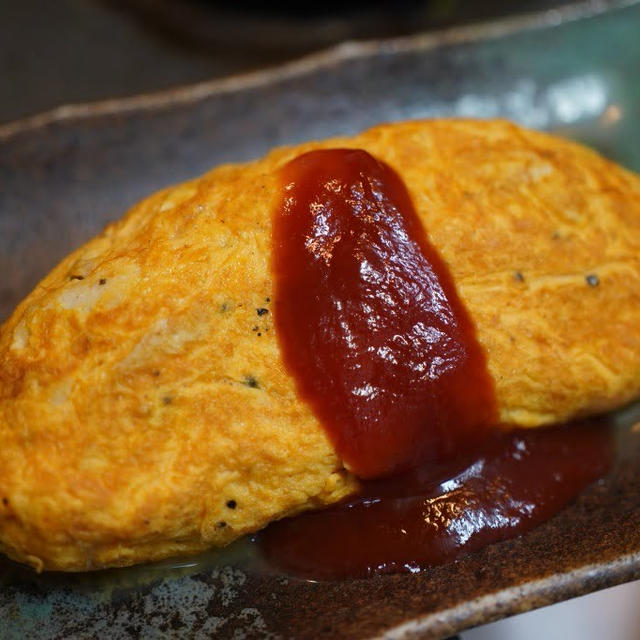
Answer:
[1,1,640,637]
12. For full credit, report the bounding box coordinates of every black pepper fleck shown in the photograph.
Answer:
[257,308,269,316]
[99,278,107,285]
[252,326,259,332]
[257,332,262,337]
[152,370,160,377]
[217,521,227,528]
[220,302,229,313]
[2,497,8,506]
[586,274,600,287]
[514,271,524,282]
[226,500,237,509]
[265,297,271,303]
[162,396,173,405]
[244,376,259,389]
[69,275,84,281]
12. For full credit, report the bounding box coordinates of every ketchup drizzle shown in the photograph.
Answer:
[273,149,496,478]
[269,148,612,579]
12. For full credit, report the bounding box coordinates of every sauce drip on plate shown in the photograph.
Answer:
[272,149,496,478]
[258,420,613,579]
[269,148,612,579]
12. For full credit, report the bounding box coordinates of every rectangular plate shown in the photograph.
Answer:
[1,1,640,637]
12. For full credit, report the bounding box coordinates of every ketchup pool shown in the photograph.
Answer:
[267,147,613,579]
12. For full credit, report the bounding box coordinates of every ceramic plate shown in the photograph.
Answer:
[1,1,640,637]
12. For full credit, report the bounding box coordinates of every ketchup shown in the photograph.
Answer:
[268,148,612,579]
[273,149,495,478]
[258,420,613,579]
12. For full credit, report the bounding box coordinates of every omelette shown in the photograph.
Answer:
[1,119,640,572]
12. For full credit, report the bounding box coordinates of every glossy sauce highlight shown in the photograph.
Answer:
[258,420,613,579]
[269,148,611,579]
[272,149,496,478]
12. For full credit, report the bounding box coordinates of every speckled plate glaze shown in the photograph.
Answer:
[2,1,640,638]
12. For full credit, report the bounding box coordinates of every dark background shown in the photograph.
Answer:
[2,0,577,125]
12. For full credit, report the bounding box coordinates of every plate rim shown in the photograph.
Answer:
[378,551,640,638]
[0,0,636,142]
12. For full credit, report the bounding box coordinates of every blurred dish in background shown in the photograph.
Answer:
[0,0,581,124]
[106,0,581,54]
